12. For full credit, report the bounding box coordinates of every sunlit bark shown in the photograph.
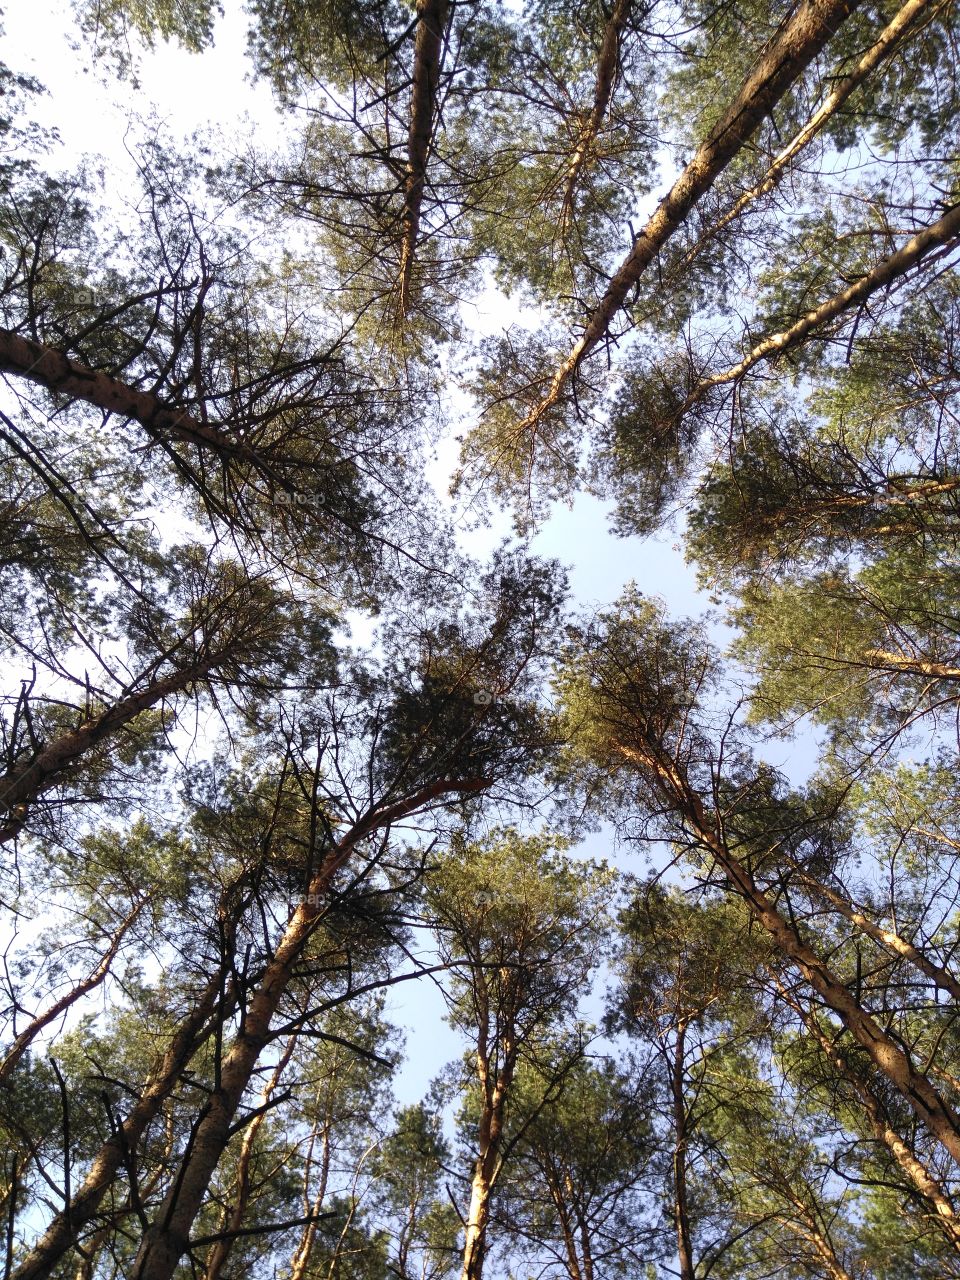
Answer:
[515,0,862,433]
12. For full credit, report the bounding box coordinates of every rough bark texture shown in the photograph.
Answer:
[518,0,863,431]
[0,328,261,465]
[460,1062,511,1280]
[398,0,450,315]
[670,1025,695,1280]
[459,975,516,1280]
[780,981,960,1251]
[0,665,212,844]
[130,777,489,1280]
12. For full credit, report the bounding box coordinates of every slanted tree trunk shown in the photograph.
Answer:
[672,0,937,277]
[613,739,960,1167]
[518,0,863,432]
[779,1199,856,1280]
[2,661,227,844]
[0,898,147,1082]
[672,200,960,422]
[778,980,960,1252]
[10,961,235,1280]
[130,777,489,1280]
[862,650,960,681]
[0,328,260,465]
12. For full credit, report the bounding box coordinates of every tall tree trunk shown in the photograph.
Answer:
[398,0,450,315]
[670,1024,696,1280]
[614,740,960,1167]
[460,1114,500,1280]
[559,0,632,231]
[1,662,221,843]
[0,328,262,466]
[544,1169,583,1280]
[130,777,489,1280]
[461,1043,514,1280]
[571,1180,595,1280]
[518,0,863,432]
[9,962,234,1280]
[202,1036,297,1280]
[672,0,938,277]
[778,980,960,1251]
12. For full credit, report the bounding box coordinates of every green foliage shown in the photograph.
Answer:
[370,1103,461,1279]
[595,348,702,537]
[247,0,406,95]
[426,826,614,1036]
[72,0,221,66]
[494,1054,664,1278]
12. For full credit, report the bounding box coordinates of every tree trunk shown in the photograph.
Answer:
[614,740,960,1167]
[780,1204,856,1280]
[0,665,215,843]
[202,1036,297,1280]
[675,199,960,420]
[519,0,863,431]
[130,777,489,1280]
[461,1042,514,1280]
[0,328,261,465]
[673,0,937,277]
[572,1186,595,1280]
[10,963,233,1280]
[559,0,632,230]
[863,650,960,681]
[398,0,450,315]
[785,859,960,1002]
[779,980,960,1251]
[670,1025,696,1280]
[287,1110,333,1280]
[460,1094,503,1279]
[546,1170,584,1280]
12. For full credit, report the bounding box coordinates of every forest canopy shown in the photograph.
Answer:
[0,0,959,1276]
